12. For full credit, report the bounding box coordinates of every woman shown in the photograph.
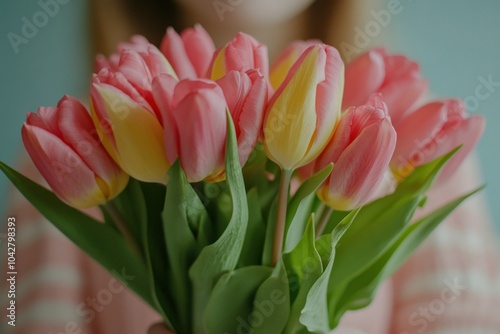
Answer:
[3,0,500,333]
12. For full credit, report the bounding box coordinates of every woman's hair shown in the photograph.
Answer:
[90,0,371,59]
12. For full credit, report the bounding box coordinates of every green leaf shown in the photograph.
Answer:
[135,181,175,330]
[299,209,359,334]
[335,187,483,317]
[251,261,290,334]
[185,182,214,251]
[287,164,333,227]
[204,266,272,333]
[162,161,199,333]
[108,179,147,254]
[284,194,315,252]
[282,216,323,333]
[0,161,155,309]
[283,164,333,251]
[238,188,267,266]
[189,112,249,334]
[242,144,279,215]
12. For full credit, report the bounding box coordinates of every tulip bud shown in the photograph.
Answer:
[263,44,344,170]
[160,25,216,79]
[269,40,320,90]
[22,96,129,209]
[343,48,428,125]
[301,94,397,210]
[90,81,170,184]
[216,69,268,166]
[210,33,269,81]
[391,99,485,182]
[152,75,228,183]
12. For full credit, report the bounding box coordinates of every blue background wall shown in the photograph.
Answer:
[0,0,498,230]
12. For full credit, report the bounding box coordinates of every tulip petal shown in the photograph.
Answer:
[152,73,179,166]
[93,68,152,111]
[434,115,485,183]
[26,108,61,137]
[118,49,154,93]
[234,71,267,165]
[211,33,269,80]
[380,78,428,124]
[181,24,216,78]
[161,27,197,79]
[270,40,320,90]
[304,46,344,164]
[143,45,177,79]
[218,70,267,165]
[392,102,448,172]
[343,49,385,109]
[91,84,170,183]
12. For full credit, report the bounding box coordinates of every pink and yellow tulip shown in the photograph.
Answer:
[22,96,129,209]
[263,44,344,171]
[90,77,170,184]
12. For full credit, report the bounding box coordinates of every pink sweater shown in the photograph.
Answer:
[2,154,500,334]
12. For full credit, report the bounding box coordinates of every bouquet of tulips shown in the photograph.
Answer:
[1,25,485,333]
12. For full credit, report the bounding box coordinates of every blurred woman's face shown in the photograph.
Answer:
[175,0,315,27]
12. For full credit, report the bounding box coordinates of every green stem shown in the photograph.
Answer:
[271,169,293,266]
[104,202,142,256]
[316,206,334,238]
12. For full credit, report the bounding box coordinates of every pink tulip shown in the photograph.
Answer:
[22,96,129,209]
[152,74,228,183]
[216,69,268,166]
[269,39,321,90]
[90,39,178,184]
[391,99,485,183]
[301,94,397,210]
[343,48,428,125]
[210,33,269,81]
[160,25,216,79]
